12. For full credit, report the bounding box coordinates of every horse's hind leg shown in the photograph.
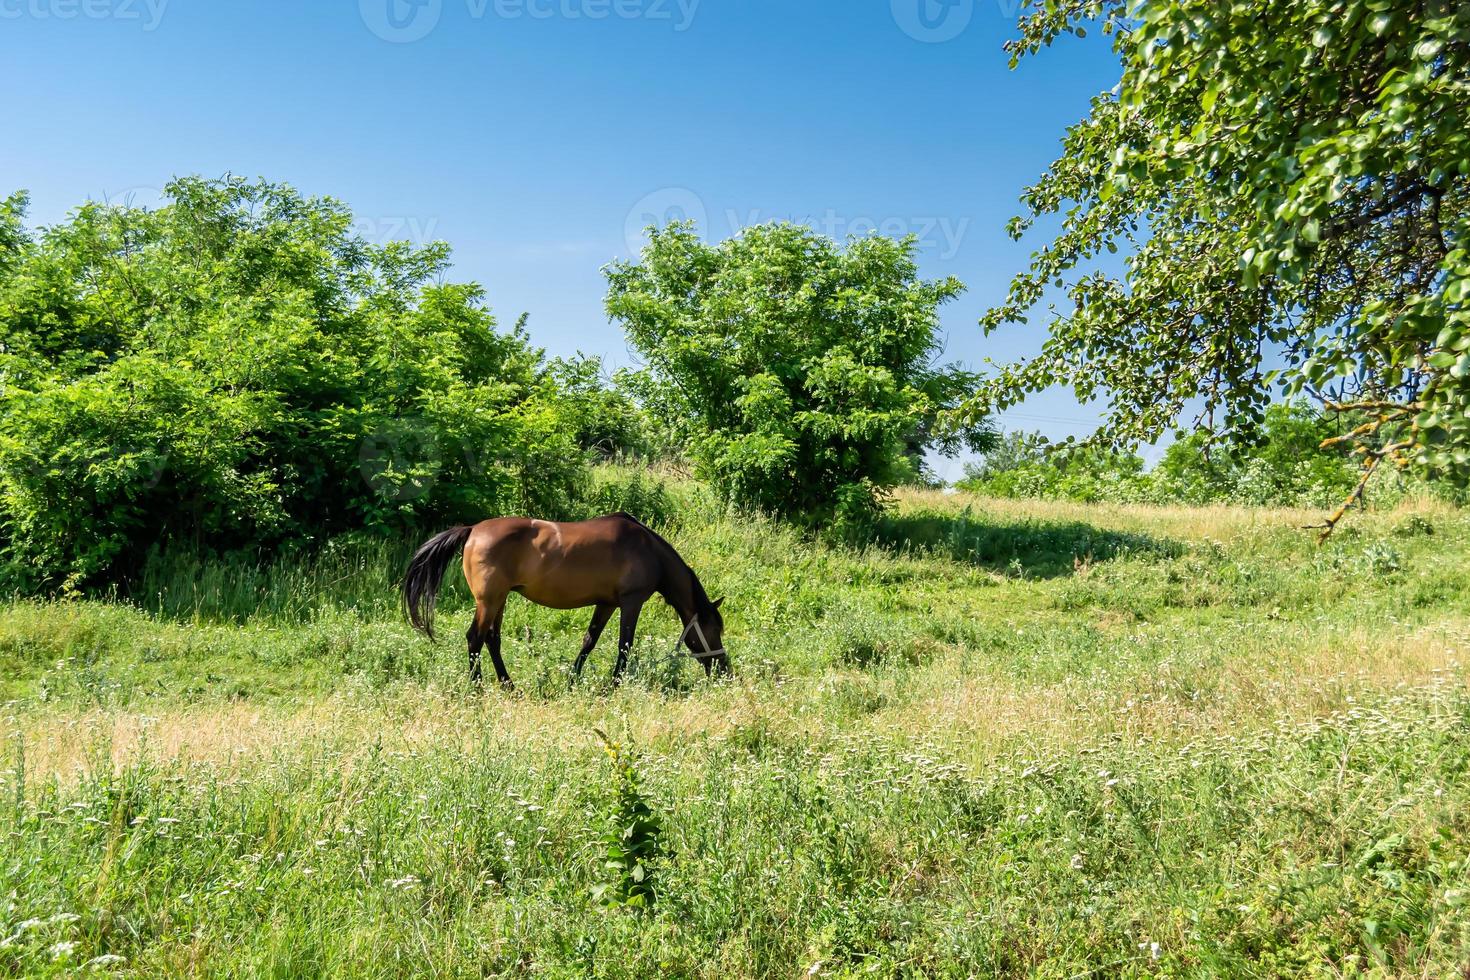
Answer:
[468,594,512,691]
[571,603,615,683]
[466,618,485,686]
[482,596,513,691]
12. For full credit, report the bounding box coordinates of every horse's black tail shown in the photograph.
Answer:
[402,525,473,641]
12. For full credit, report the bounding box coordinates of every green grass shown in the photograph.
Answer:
[2,481,1469,976]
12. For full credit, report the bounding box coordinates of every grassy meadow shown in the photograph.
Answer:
[3,479,1469,977]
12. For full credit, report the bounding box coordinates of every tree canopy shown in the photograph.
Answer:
[965,0,1469,530]
[606,222,993,527]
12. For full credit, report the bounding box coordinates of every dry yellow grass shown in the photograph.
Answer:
[896,486,1456,540]
[14,618,1464,782]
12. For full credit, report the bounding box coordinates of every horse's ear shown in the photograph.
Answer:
[712,597,725,610]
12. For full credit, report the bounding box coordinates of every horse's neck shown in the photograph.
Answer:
[653,548,698,622]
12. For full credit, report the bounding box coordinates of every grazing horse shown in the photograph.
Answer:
[402,512,728,688]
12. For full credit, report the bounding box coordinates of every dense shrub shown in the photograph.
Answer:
[545,353,661,461]
[605,221,994,530]
[0,178,592,590]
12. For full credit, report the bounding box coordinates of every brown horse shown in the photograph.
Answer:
[402,512,728,688]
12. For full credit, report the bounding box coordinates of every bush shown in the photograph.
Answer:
[0,177,592,591]
[605,221,993,530]
[544,353,662,461]
[958,435,1150,504]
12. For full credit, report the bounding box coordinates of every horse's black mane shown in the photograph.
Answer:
[613,512,713,611]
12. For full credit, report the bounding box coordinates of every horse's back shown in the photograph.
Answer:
[463,513,653,608]
[467,513,636,552]
[464,516,534,557]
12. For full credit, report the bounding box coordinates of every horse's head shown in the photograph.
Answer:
[685,596,729,676]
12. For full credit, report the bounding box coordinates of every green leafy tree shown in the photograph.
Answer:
[0,177,588,590]
[964,0,1469,535]
[605,222,993,528]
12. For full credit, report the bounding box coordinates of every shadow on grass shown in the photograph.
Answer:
[875,506,1183,579]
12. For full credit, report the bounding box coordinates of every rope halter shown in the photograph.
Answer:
[675,614,726,661]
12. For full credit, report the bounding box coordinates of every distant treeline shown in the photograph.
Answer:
[959,404,1460,509]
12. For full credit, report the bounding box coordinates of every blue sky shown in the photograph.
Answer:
[2,0,1125,479]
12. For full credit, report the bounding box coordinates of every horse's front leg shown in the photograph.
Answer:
[612,597,644,685]
[571,603,615,684]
